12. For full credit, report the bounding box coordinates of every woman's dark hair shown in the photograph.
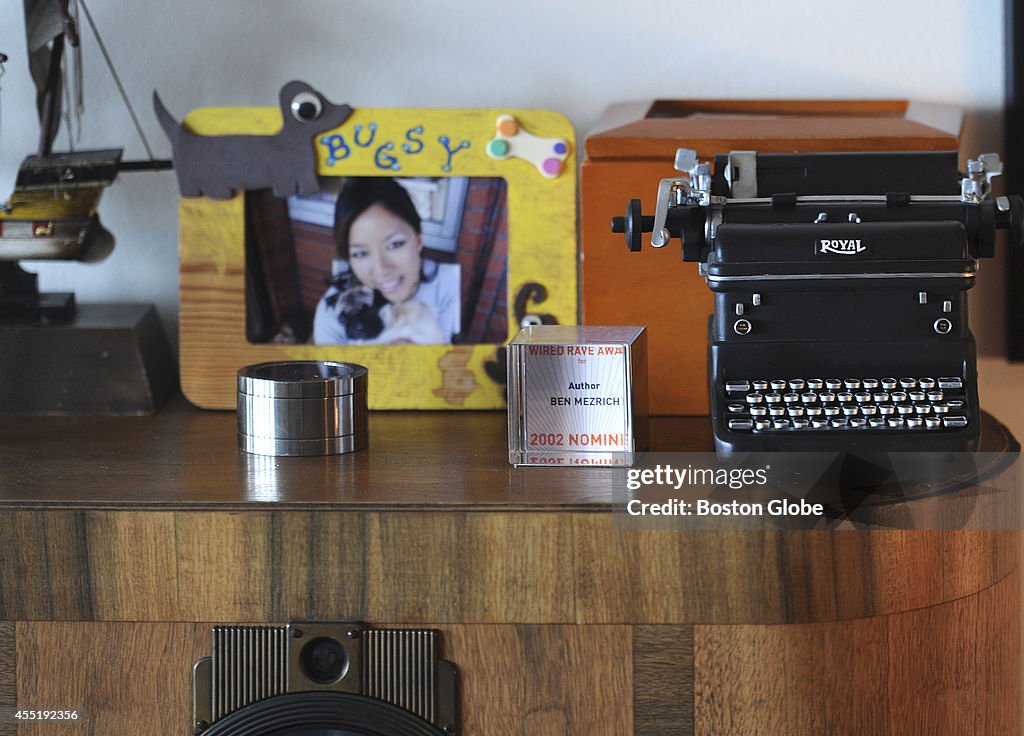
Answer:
[333,177,422,259]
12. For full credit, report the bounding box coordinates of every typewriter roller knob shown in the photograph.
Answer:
[994,194,1024,249]
[611,199,654,252]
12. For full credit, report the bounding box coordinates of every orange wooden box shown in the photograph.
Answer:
[580,100,961,415]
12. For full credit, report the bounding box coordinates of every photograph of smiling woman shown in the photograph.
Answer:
[313,177,462,345]
[243,175,509,347]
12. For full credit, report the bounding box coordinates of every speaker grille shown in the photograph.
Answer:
[211,626,288,721]
[363,629,438,724]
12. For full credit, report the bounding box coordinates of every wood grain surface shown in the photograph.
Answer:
[15,622,209,736]
[0,403,1018,733]
[8,575,1017,736]
[0,507,1015,625]
[633,625,694,735]
[0,623,13,736]
[0,398,1014,509]
[692,568,1019,736]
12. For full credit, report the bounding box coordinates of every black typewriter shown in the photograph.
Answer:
[614,149,1023,455]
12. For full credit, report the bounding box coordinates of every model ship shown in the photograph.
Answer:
[0,0,168,321]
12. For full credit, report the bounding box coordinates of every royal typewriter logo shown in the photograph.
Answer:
[817,239,867,255]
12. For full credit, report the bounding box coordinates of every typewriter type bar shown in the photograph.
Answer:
[613,149,1023,454]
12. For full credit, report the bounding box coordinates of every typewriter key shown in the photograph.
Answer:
[807,379,824,390]
[881,378,898,390]
[944,416,968,428]
[919,378,937,389]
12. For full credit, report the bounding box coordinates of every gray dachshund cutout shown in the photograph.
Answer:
[154,81,352,199]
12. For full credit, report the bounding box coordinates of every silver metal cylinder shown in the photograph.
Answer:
[237,361,368,456]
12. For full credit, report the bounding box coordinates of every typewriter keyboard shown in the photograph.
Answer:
[722,377,969,433]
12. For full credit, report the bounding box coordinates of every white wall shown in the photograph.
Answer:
[1,0,1020,431]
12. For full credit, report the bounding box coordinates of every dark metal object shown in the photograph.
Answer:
[193,622,458,736]
[0,262,74,323]
[0,302,176,414]
[710,151,960,197]
[615,149,1024,455]
[15,149,123,191]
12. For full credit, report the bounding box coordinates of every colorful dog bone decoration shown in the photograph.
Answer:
[486,114,569,178]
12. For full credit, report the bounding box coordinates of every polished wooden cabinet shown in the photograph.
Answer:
[0,400,1018,734]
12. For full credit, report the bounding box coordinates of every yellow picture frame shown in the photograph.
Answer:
[177,106,576,409]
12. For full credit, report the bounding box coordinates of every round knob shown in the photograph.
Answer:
[996,194,1024,248]
[625,199,643,252]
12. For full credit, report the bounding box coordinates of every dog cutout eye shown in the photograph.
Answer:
[290,91,323,122]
